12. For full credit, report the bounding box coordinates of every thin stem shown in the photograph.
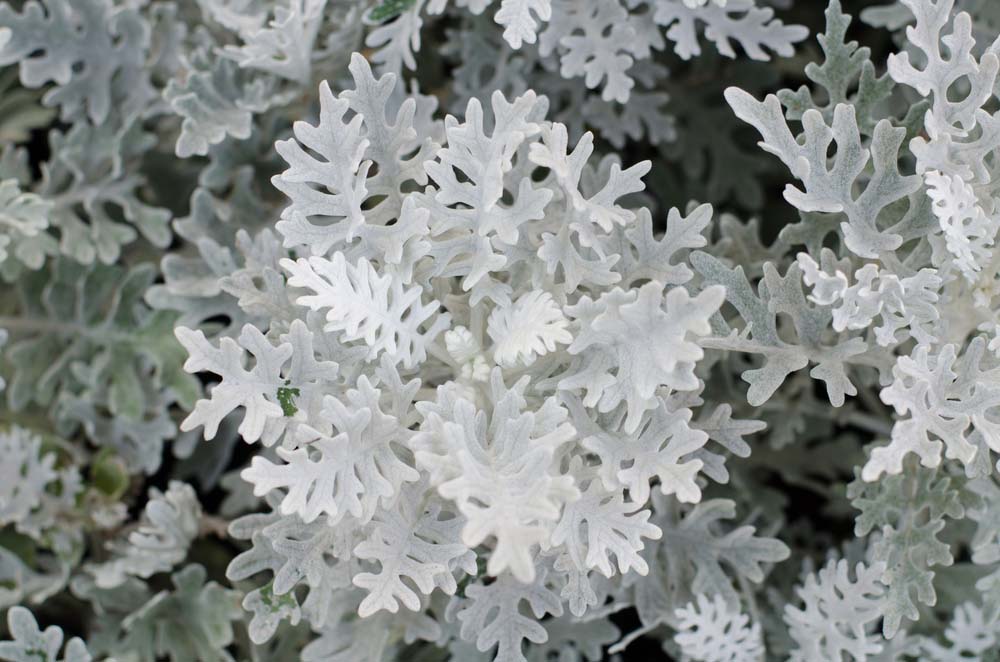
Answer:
[0,316,131,345]
[843,411,893,437]
[0,316,87,336]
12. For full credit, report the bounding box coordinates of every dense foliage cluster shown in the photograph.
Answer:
[3,0,1000,660]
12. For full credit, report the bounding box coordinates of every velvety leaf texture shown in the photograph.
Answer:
[3,0,1000,660]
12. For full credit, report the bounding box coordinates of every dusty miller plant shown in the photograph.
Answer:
[2,0,1000,660]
